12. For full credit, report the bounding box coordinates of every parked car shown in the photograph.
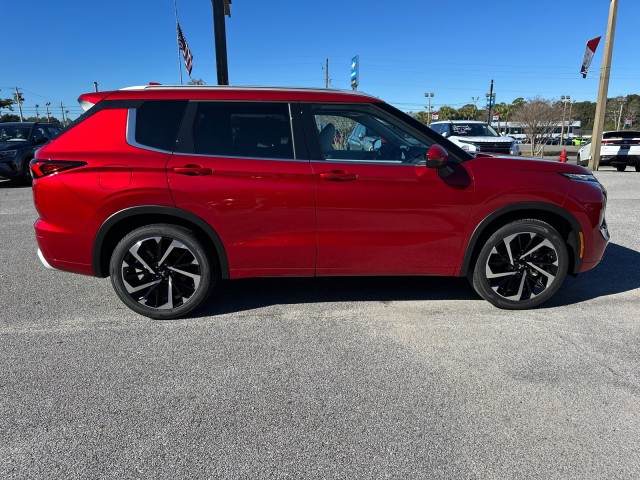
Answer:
[429,120,520,155]
[0,122,63,183]
[577,130,640,171]
[31,85,609,319]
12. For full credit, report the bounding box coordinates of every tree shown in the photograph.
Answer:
[511,97,562,156]
[187,78,206,85]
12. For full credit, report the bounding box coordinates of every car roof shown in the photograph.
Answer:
[81,85,382,104]
[0,122,59,127]
[431,120,487,124]
[603,130,640,137]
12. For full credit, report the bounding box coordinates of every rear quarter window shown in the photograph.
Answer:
[135,100,187,151]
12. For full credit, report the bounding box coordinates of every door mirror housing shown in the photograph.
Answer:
[426,144,449,169]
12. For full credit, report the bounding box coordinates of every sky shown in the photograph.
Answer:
[3,0,639,121]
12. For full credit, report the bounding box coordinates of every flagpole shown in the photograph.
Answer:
[174,0,183,85]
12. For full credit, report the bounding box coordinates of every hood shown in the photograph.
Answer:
[456,136,514,143]
[0,141,27,151]
[473,154,589,173]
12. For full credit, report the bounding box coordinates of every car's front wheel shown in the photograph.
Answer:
[616,165,627,172]
[109,224,215,319]
[470,219,568,309]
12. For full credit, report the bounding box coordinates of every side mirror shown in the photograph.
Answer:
[426,144,449,169]
[33,136,48,146]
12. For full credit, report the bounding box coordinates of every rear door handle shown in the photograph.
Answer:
[319,170,357,182]
[172,164,213,176]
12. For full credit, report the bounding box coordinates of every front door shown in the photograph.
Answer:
[305,103,474,276]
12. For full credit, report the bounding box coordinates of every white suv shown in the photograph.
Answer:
[430,120,520,156]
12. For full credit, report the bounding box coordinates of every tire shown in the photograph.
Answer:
[109,224,215,319]
[469,219,568,310]
[635,166,640,172]
[21,158,33,185]
[616,165,626,172]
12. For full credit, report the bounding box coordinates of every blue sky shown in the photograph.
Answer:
[3,1,638,120]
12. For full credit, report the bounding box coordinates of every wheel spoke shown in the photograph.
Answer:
[485,230,560,303]
[120,234,202,311]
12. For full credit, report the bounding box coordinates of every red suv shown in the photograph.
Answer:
[31,85,609,319]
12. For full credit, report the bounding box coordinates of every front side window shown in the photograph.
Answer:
[310,104,430,163]
[191,102,294,159]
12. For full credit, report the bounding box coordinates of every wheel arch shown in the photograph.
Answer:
[92,205,229,279]
[460,202,584,277]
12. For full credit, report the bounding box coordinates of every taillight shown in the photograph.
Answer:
[30,160,86,179]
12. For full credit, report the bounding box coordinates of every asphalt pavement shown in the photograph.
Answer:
[1,170,639,479]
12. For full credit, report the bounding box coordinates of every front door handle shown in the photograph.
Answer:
[319,170,357,182]
[172,164,213,176]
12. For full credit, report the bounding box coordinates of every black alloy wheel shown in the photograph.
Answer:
[110,224,215,319]
[470,219,568,309]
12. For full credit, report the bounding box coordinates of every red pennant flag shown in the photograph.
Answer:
[580,36,601,78]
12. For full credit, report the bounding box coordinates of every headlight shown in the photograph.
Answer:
[0,150,17,158]
[559,172,598,183]
[458,140,477,152]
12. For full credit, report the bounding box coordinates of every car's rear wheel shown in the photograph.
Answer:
[635,165,640,172]
[616,165,626,172]
[470,219,568,309]
[109,224,215,319]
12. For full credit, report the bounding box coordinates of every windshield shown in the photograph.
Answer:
[451,123,499,137]
[0,126,31,142]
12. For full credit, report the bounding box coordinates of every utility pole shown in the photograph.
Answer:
[486,80,495,125]
[45,102,51,122]
[211,0,231,85]
[589,0,618,171]
[325,58,329,88]
[15,87,24,121]
[60,102,66,125]
[35,104,40,121]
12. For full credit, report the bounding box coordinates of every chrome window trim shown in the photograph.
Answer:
[169,151,309,163]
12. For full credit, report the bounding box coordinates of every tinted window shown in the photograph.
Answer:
[192,102,294,159]
[46,126,63,139]
[310,104,430,163]
[135,100,187,151]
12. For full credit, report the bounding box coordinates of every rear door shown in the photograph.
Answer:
[168,101,316,278]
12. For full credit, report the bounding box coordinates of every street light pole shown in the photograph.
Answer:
[424,92,434,125]
[35,104,39,121]
[589,0,618,171]
[45,102,51,122]
[560,95,570,144]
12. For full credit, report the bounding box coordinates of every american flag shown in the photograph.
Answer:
[177,23,193,77]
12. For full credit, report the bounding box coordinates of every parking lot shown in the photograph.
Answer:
[1,170,639,478]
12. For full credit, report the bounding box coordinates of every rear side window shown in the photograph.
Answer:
[135,100,187,151]
[190,102,294,159]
